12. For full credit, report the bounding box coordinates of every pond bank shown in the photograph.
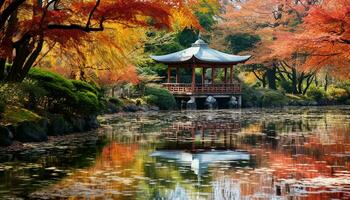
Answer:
[0,110,100,147]
[0,128,105,162]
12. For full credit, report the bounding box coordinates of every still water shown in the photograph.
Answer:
[1,107,350,199]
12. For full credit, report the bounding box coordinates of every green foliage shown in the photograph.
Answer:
[1,106,41,124]
[242,84,288,107]
[143,94,158,105]
[21,80,48,109]
[195,11,216,31]
[144,86,176,110]
[28,68,103,116]
[280,80,294,93]
[72,80,100,95]
[307,87,327,104]
[242,84,262,107]
[177,28,198,47]
[225,33,261,54]
[109,97,124,108]
[261,90,288,107]
[326,86,349,103]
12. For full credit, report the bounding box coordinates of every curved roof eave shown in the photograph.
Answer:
[150,39,252,65]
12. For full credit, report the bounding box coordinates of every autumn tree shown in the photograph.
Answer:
[213,0,321,93]
[273,0,350,78]
[0,0,198,82]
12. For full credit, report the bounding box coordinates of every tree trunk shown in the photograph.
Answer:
[267,64,277,90]
[324,74,329,91]
[291,68,298,94]
[0,59,5,81]
[303,75,314,95]
[297,72,305,94]
[262,75,267,88]
[6,34,44,82]
[111,86,116,97]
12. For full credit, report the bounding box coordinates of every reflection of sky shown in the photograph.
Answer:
[150,150,250,176]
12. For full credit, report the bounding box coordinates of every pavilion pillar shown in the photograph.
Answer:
[230,66,233,84]
[224,67,227,84]
[167,67,171,83]
[192,66,196,89]
[202,67,206,85]
[211,67,215,85]
[176,67,180,83]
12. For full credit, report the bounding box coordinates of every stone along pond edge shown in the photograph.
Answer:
[0,113,100,147]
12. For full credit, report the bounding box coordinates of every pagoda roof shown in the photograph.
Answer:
[150,39,252,65]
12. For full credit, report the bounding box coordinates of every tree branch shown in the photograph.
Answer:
[47,19,105,32]
[86,0,101,29]
[0,0,25,30]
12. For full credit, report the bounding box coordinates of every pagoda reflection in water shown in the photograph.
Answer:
[151,113,250,178]
[159,113,242,151]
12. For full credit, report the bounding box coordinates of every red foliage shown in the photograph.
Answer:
[97,65,139,86]
[272,0,350,77]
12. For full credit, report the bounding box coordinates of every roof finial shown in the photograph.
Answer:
[198,32,202,40]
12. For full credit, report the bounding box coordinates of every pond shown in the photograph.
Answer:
[1,106,350,199]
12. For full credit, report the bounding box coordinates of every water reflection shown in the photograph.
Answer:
[1,107,350,199]
[151,150,250,176]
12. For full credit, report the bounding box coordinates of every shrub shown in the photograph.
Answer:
[241,84,263,107]
[280,80,293,93]
[306,87,327,104]
[28,68,103,116]
[109,97,124,108]
[144,86,176,110]
[327,87,349,103]
[71,80,100,95]
[261,90,288,107]
[143,95,158,105]
[75,91,100,114]
[21,80,48,109]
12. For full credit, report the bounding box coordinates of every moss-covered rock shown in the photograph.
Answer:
[69,117,87,132]
[1,106,41,125]
[84,115,100,130]
[14,119,48,142]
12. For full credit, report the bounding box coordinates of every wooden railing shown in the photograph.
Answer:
[162,83,241,95]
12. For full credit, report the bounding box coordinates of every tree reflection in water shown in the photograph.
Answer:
[9,107,350,199]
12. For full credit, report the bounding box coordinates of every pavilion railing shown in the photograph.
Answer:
[162,82,241,95]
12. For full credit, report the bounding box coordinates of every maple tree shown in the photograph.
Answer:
[0,0,199,82]
[214,0,322,92]
[273,0,350,78]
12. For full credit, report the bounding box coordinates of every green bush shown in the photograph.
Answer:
[28,68,103,116]
[143,95,158,105]
[261,90,288,107]
[326,87,349,103]
[306,87,327,104]
[21,80,48,109]
[144,86,176,110]
[109,97,124,108]
[241,84,263,107]
[72,80,100,95]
